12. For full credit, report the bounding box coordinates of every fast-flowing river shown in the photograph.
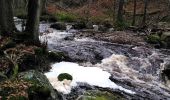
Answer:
[15,19,170,99]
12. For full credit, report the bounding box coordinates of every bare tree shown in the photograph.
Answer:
[132,0,137,26]
[117,0,124,23]
[168,0,170,17]
[42,0,47,14]
[25,0,41,42]
[142,0,148,26]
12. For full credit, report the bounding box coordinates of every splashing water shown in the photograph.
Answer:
[37,22,170,99]
[45,62,135,94]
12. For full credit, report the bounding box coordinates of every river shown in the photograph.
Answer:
[16,19,170,99]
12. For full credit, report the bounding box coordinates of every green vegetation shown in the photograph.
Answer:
[146,33,170,48]
[115,20,129,31]
[58,73,73,81]
[146,34,161,44]
[53,12,77,22]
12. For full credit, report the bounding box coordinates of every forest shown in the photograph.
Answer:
[0,0,170,100]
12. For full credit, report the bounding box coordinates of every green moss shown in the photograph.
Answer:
[146,34,161,44]
[28,83,51,99]
[53,12,77,22]
[19,70,57,100]
[58,73,73,81]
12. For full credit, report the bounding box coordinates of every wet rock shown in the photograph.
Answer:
[86,22,93,29]
[76,90,125,100]
[63,35,75,40]
[48,51,71,62]
[98,25,108,32]
[64,83,126,100]
[50,22,66,30]
[162,63,170,82]
[72,22,86,30]
[19,70,59,100]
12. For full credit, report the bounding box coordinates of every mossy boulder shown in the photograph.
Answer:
[50,22,66,30]
[58,73,73,81]
[19,70,59,100]
[48,51,70,62]
[146,34,161,44]
[76,90,125,100]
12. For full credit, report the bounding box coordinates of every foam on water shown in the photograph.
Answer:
[45,62,135,94]
[39,29,72,43]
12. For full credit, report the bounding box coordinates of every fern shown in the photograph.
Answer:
[12,63,19,79]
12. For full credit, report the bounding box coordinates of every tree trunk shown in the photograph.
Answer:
[25,0,41,42]
[117,0,124,23]
[168,0,170,17]
[42,0,47,14]
[112,0,117,22]
[132,0,137,26]
[0,0,16,34]
[142,0,148,26]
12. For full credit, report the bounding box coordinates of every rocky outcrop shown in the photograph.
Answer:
[19,70,60,100]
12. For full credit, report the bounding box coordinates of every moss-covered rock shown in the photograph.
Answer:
[77,90,125,100]
[19,70,59,100]
[58,73,73,81]
[146,34,161,44]
[48,51,70,62]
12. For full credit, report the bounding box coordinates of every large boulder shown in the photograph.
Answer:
[19,70,60,100]
[72,22,86,30]
[162,63,170,87]
[50,22,66,30]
